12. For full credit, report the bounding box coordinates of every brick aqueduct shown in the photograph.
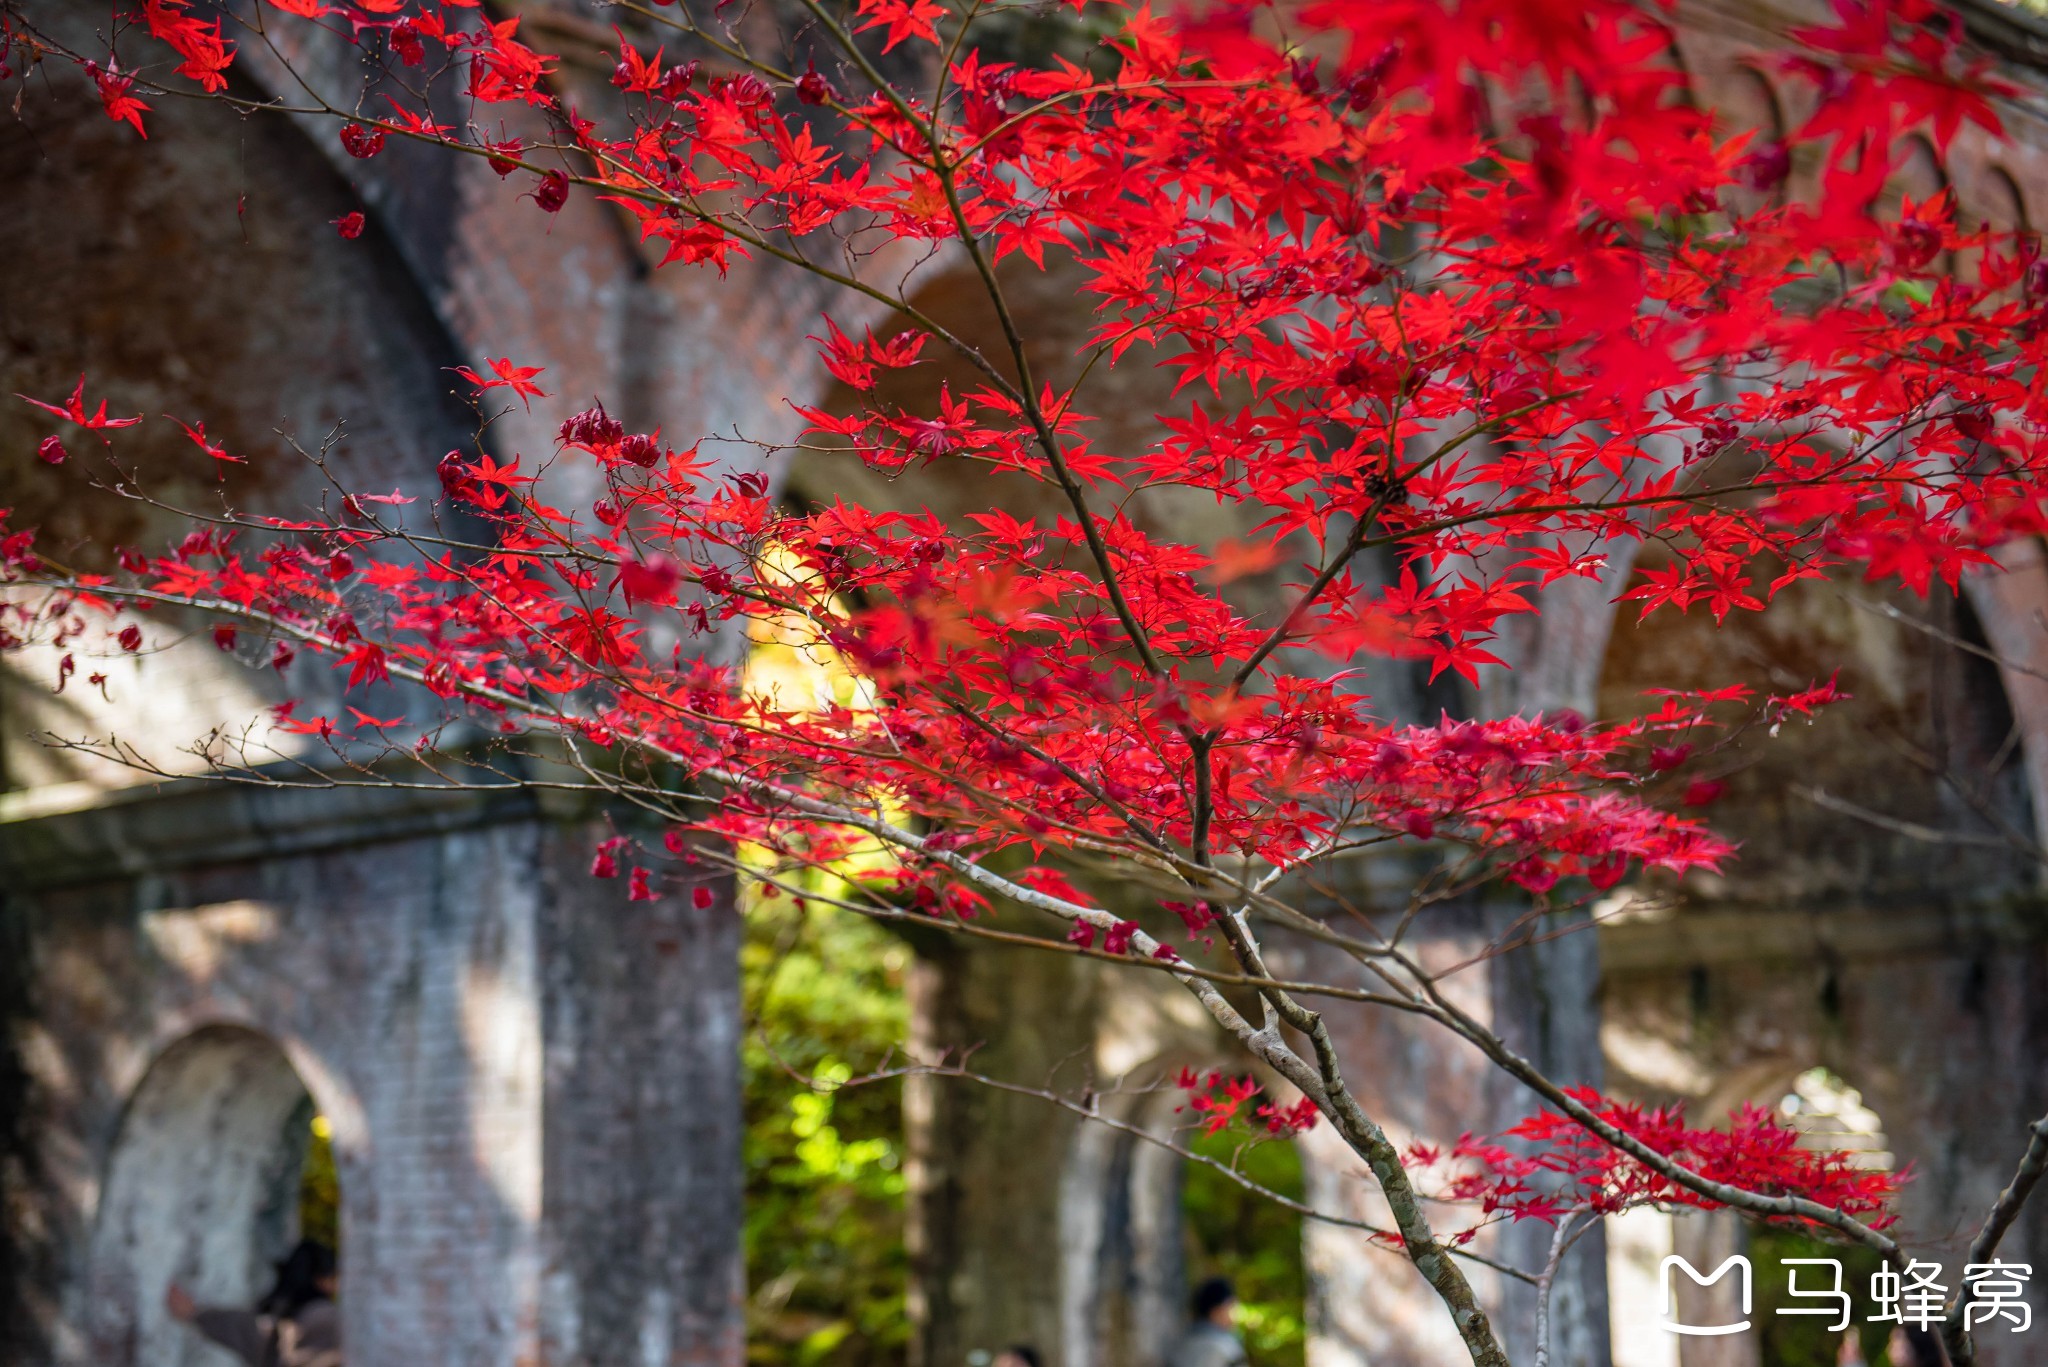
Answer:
[6,2,2048,1366]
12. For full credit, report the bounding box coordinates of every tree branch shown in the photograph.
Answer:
[1942,1113,2048,1365]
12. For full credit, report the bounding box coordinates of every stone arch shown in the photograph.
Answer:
[1716,66,1788,213]
[1659,27,1699,104]
[1055,1062,1314,1367]
[82,1025,334,1367]
[1611,1060,1898,1367]
[1059,1083,1203,1367]
[1593,532,2046,1367]
[0,0,486,791]
[1975,165,2032,233]
[1949,161,2033,284]
[1764,1063,1895,1169]
[1684,1058,1898,1187]
[1598,827,2048,1367]
[1717,65,1785,139]
[1963,542,2048,858]
[1891,133,1950,217]
[17,0,834,675]
[1875,130,1956,275]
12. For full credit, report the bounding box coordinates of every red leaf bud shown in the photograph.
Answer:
[1682,779,1727,807]
[796,67,837,105]
[617,433,660,467]
[1891,218,1943,272]
[390,18,424,66]
[339,123,385,159]
[533,170,570,213]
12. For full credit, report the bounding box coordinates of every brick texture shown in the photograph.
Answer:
[0,783,743,1367]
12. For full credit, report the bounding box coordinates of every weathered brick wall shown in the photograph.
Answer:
[0,3,825,1362]
[536,826,744,1367]
[0,781,742,1367]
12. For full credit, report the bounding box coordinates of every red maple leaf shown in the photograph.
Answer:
[17,376,142,431]
[452,357,550,411]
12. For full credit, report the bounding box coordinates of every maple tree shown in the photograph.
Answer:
[3,0,2047,1361]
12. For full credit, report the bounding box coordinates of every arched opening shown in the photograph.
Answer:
[1596,558,2035,908]
[1891,135,1947,210]
[0,1,477,797]
[1714,66,1787,215]
[1771,1066,1893,1171]
[1975,166,2031,235]
[1956,165,2037,292]
[1182,1126,1307,1367]
[84,1026,336,1366]
[1748,1067,1900,1367]
[1885,135,1953,276]
[1612,1065,1905,1367]
[1057,1076,1309,1367]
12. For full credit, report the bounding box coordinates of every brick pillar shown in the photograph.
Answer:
[1284,900,1613,1367]
[537,825,744,1367]
[903,919,1100,1367]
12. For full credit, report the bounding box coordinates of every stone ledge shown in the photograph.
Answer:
[1599,898,2048,972]
[0,773,548,891]
[1956,0,2048,71]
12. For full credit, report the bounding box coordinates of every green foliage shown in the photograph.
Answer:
[298,1113,339,1251]
[1749,1223,1890,1367]
[1182,1129,1308,1367]
[734,864,1314,1367]
[743,892,912,1367]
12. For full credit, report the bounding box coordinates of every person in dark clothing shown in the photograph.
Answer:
[1167,1276,1248,1367]
[167,1238,342,1367]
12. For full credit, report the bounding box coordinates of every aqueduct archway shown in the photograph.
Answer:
[0,2,811,1357]
[1,778,749,1367]
[84,1027,327,1367]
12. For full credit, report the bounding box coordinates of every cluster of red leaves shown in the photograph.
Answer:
[1177,1067,1320,1139]
[0,0,2041,1213]
[2,0,2036,895]
[1410,1088,1902,1231]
